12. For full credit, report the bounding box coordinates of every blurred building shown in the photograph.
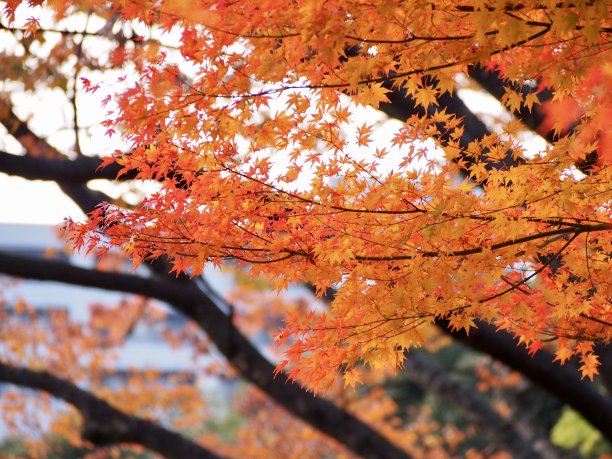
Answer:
[0,223,198,371]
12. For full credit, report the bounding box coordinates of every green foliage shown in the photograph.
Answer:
[0,436,28,456]
[0,435,153,459]
[551,408,612,457]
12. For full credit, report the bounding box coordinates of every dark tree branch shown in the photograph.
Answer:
[595,343,612,396]
[436,318,612,442]
[0,98,69,160]
[0,150,128,181]
[467,65,552,139]
[466,65,600,172]
[0,150,192,189]
[0,251,411,459]
[0,361,223,459]
[0,99,113,211]
[343,47,519,178]
[500,384,581,459]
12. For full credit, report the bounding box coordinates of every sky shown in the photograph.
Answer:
[0,6,131,226]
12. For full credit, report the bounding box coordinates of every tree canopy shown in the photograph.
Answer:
[57,0,611,387]
[0,0,611,457]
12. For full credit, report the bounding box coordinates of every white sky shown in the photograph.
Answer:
[0,176,85,224]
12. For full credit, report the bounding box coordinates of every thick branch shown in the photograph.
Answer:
[342,48,519,178]
[0,151,128,181]
[0,99,69,159]
[0,99,112,211]
[0,361,222,459]
[0,150,193,188]
[466,65,599,171]
[436,318,612,442]
[0,252,410,459]
[467,65,552,139]
[500,384,581,459]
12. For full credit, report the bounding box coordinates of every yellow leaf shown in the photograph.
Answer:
[524,92,540,113]
[501,88,523,113]
[580,354,600,381]
[355,83,391,109]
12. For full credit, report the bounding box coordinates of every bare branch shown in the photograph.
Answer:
[436,317,612,443]
[0,99,112,211]
[0,150,129,181]
[0,361,224,459]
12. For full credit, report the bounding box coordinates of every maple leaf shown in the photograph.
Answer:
[273,359,289,378]
[448,314,476,334]
[579,354,600,381]
[413,85,438,109]
[523,92,540,113]
[356,122,374,147]
[342,367,362,389]
[355,83,391,108]
[23,16,40,37]
[501,88,522,113]
[540,97,581,135]
[553,346,574,365]
[598,130,612,166]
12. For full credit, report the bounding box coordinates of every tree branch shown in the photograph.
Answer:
[467,65,552,139]
[0,98,69,160]
[0,150,129,181]
[466,65,599,172]
[342,48,519,178]
[0,361,223,459]
[436,318,612,443]
[0,99,112,211]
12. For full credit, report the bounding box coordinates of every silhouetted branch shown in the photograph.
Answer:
[0,99,112,211]
[0,150,129,181]
[436,318,612,442]
[0,361,224,459]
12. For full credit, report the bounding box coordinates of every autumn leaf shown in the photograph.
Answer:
[579,353,600,381]
[355,83,391,108]
[539,97,581,135]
